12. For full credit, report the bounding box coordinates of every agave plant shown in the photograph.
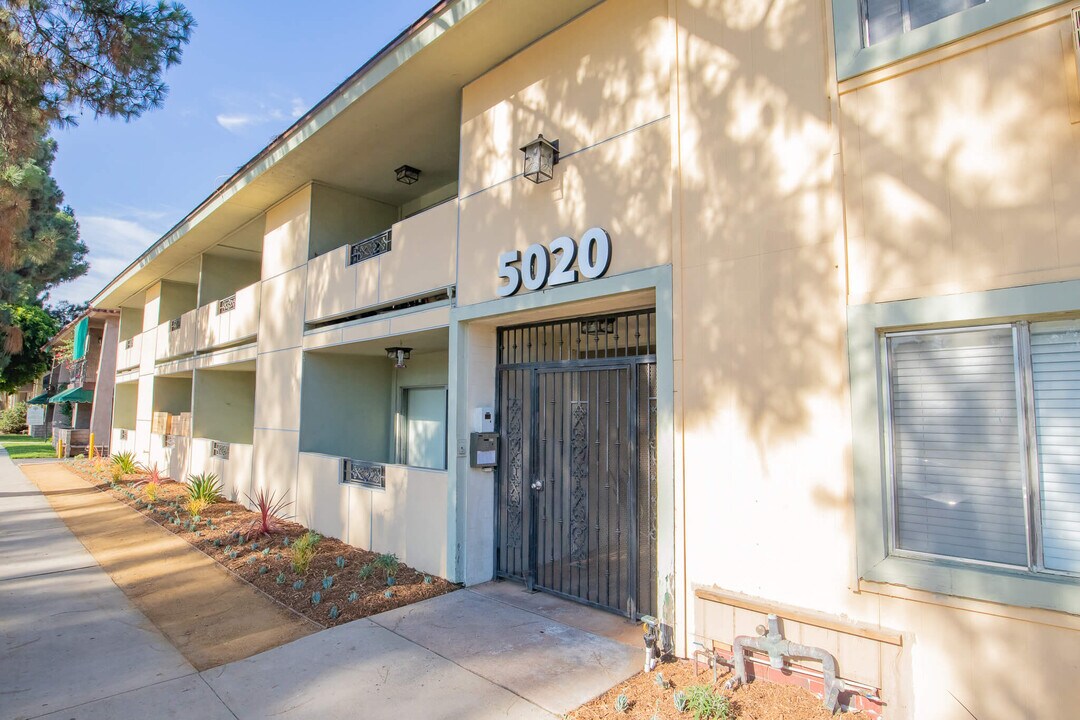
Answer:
[186,472,222,504]
[243,488,293,538]
[374,553,399,583]
[111,451,141,477]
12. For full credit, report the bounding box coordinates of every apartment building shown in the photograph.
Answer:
[27,310,119,452]
[89,1,1080,717]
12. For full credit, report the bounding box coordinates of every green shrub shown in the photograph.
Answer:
[374,553,399,581]
[290,531,321,574]
[0,402,28,433]
[681,685,730,720]
[186,472,222,503]
[111,451,140,476]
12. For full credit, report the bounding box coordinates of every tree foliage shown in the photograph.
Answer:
[2,136,87,304]
[47,298,88,326]
[0,302,59,392]
[0,0,193,357]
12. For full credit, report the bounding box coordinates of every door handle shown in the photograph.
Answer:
[530,479,544,491]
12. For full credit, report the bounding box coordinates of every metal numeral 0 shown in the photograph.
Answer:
[578,227,612,279]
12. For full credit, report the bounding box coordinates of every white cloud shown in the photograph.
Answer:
[47,215,162,305]
[215,96,308,134]
[215,113,258,131]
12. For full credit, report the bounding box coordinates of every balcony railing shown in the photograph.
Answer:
[116,332,142,372]
[196,281,260,352]
[156,308,197,361]
[348,229,391,265]
[305,198,457,324]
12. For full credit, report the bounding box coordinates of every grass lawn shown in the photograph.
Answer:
[0,434,57,459]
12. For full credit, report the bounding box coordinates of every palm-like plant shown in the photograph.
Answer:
[186,472,222,503]
[244,488,292,537]
[111,451,140,476]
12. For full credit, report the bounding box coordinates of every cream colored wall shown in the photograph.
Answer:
[189,437,254,504]
[841,5,1080,305]
[196,281,261,351]
[251,187,310,508]
[833,5,1080,718]
[296,452,449,577]
[456,0,672,307]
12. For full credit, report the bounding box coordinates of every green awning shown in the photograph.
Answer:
[49,387,93,404]
[27,392,50,405]
[72,316,90,361]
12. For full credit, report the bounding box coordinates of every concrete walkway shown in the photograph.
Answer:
[0,452,641,719]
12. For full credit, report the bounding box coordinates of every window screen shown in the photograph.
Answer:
[862,0,986,46]
[887,327,1028,566]
[1031,321,1080,573]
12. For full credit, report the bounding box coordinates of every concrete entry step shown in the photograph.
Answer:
[370,587,643,715]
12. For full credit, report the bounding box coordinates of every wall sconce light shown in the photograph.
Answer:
[519,134,559,184]
[395,164,421,185]
[385,347,412,369]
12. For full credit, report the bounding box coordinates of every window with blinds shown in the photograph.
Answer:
[884,320,1080,576]
[862,0,986,46]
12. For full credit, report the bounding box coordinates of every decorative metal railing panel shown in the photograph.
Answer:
[124,337,134,349]
[348,229,392,266]
[162,434,175,448]
[70,359,87,387]
[217,294,237,314]
[341,458,386,490]
[169,317,182,332]
[119,429,128,441]
[211,441,230,460]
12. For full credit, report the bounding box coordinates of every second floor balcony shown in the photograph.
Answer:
[116,332,142,372]
[156,308,198,361]
[306,198,457,325]
[196,280,261,352]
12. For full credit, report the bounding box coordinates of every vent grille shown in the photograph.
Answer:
[341,458,385,490]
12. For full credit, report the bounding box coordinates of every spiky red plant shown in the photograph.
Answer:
[131,462,163,488]
[244,488,293,537]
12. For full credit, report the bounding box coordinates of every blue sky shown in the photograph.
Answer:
[49,0,436,305]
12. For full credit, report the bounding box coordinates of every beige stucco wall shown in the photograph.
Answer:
[841,5,1080,305]
[832,5,1080,718]
[457,0,672,307]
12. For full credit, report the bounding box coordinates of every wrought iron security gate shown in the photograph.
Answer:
[496,309,657,618]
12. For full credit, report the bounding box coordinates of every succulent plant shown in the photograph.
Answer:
[384,589,393,598]
[225,510,232,516]
[358,563,374,580]
[311,590,321,606]
[423,575,433,585]
[335,555,346,569]
[246,555,256,565]
[224,545,233,554]
[328,605,339,620]
[259,565,269,575]
[276,571,286,585]
[282,536,290,546]
[654,672,670,689]
[386,576,396,587]
[347,591,359,603]
[614,694,629,713]
[261,548,270,557]
[673,691,688,713]
[293,579,305,590]
[251,543,259,550]
[322,573,333,591]
[213,539,222,547]
[228,551,239,560]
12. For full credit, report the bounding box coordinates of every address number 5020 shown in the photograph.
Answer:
[496,227,612,297]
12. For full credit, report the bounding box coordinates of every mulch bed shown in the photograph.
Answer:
[68,458,456,628]
[569,658,857,720]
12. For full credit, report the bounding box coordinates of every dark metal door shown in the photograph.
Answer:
[495,310,657,618]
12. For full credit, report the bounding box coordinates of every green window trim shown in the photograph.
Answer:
[848,279,1080,616]
[833,0,1068,80]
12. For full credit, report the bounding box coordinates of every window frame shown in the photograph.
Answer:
[832,0,1067,80]
[396,384,449,471]
[848,280,1080,614]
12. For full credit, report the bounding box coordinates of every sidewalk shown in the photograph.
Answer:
[0,454,640,719]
